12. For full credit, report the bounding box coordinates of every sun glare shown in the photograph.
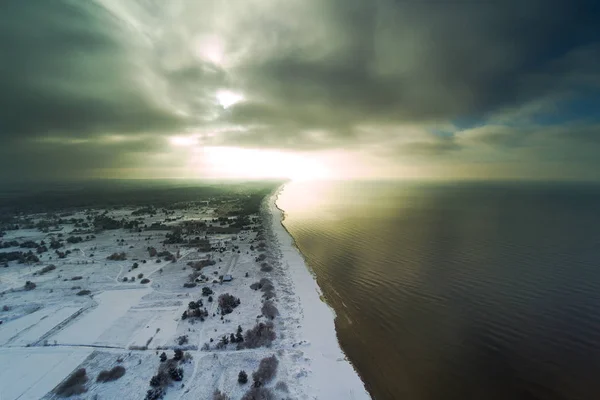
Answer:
[203,146,331,181]
[169,136,197,146]
[216,90,244,109]
[194,34,225,65]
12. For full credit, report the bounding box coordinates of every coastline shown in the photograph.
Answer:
[267,184,371,399]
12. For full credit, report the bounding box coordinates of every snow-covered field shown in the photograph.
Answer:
[0,188,370,399]
[0,346,92,400]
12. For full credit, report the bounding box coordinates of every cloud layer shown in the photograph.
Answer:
[1,0,600,181]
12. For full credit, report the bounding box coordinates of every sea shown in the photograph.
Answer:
[276,180,600,400]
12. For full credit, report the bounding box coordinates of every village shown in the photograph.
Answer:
[0,190,308,400]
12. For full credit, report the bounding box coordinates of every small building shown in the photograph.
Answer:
[222,275,233,282]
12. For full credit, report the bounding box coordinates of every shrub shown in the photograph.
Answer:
[202,287,214,296]
[190,308,209,319]
[183,282,197,288]
[24,281,36,290]
[250,282,261,290]
[252,355,278,385]
[216,335,229,350]
[263,289,275,300]
[259,278,275,299]
[34,264,56,276]
[213,390,230,400]
[241,387,275,400]
[188,271,201,282]
[67,236,83,244]
[140,278,150,284]
[145,387,164,400]
[177,335,188,345]
[169,367,183,381]
[261,301,279,320]
[259,278,273,290]
[137,273,144,279]
[96,366,126,382]
[76,290,91,296]
[149,375,160,387]
[174,348,183,360]
[235,325,244,343]
[107,252,126,261]
[218,293,240,315]
[159,352,167,362]
[149,371,169,387]
[260,263,273,272]
[122,277,128,282]
[275,381,289,393]
[242,321,276,349]
[238,370,248,384]
[55,368,87,397]
[208,295,213,302]
[132,262,139,269]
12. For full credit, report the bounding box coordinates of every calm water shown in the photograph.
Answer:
[277,181,600,400]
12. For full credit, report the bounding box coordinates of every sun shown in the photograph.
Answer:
[202,146,332,181]
[216,90,244,109]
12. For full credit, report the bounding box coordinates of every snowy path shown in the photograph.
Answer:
[224,253,239,275]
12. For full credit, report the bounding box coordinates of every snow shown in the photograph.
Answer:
[126,306,183,349]
[0,346,92,400]
[0,189,371,399]
[0,305,81,346]
[11,306,82,346]
[0,307,48,345]
[95,309,155,347]
[50,289,150,345]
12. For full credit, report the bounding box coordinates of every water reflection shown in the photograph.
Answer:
[278,181,600,400]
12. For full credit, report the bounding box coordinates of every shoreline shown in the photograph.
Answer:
[267,184,371,399]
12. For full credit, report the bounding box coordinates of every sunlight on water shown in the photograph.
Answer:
[278,180,600,400]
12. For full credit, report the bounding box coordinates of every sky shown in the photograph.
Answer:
[1,0,600,182]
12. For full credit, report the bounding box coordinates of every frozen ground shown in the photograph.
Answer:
[0,188,370,399]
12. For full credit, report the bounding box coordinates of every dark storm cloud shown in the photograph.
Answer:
[224,1,600,131]
[0,0,184,141]
[1,0,600,180]
[0,135,173,182]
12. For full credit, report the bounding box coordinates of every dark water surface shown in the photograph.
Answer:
[277,181,600,400]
